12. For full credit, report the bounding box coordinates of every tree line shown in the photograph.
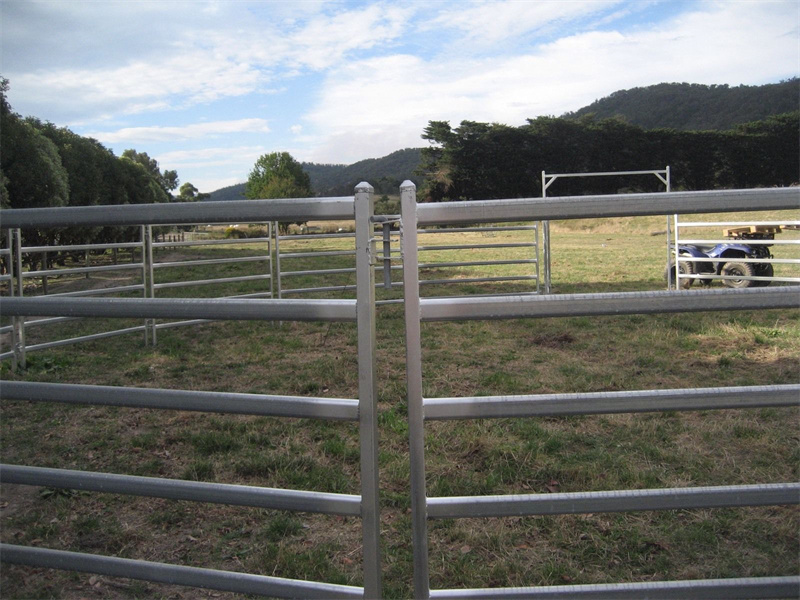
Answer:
[418,112,799,202]
[0,79,211,266]
[564,79,800,131]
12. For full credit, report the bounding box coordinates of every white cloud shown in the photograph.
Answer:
[304,1,799,163]
[87,119,271,143]
[156,146,267,169]
[427,0,623,47]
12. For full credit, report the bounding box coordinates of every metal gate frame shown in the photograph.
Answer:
[542,168,671,293]
[0,184,383,599]
[672,217,800,288]
[400,181,800,599]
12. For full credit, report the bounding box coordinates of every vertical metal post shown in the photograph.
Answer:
[541,171,552,294]
[354,182,382,599]
[382,222,392,290]
[274,222,282,300]
[140,226,148,344]
[666,165,673,290]
[5,230,12,297]
[144,225,156,346]
[13,228,26,369]
[267,222,274,299]
[534,223,541,294]
[673,214,681,291]
[6,229,17,370]
[41,252,48,294]
[85,249,90,279]
[400,180,431,599]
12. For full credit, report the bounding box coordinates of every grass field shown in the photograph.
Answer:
[1,210,798,599]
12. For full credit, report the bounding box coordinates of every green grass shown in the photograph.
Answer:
[1,214,798,598]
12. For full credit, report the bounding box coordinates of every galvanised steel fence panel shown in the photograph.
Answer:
[672,217,800,289]
[401,181,800,599]
[275,226,359,297]
[416,223,540,296]
[0,186,383,599]
[2,227,148,366]
[542,168,671,293]
[145,222,274,343]
[0,229,15,365]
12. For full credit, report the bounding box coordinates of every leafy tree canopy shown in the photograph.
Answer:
[122,148,179,195]
[245,151,312,200]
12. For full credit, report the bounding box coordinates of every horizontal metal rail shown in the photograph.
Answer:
[419,275,537,286]
[428,576,800,599]
[0,544,363,599]
[280,250,357,259]
[24,325,147,353]
[423,384,800,420]
[546,169,668,179]
[418,226,537,234]
[21,263,142,278]
[418,243,535,251]
[153,273,271,290]
[0,197,355,228]
[0,380,359,421]
[416,188,799,225]
[420,287,799,321]
[678,239,798,245]
[153,256,268,269]
[0,297,357,323]
[278,232,355,241]
[677,221,800,227]
[21,242,142,252]
[678,257,798,264]
[427,483,800,519]
[281,267,356,277]
[152,236,271,248]
[420,259,536,269]
[1,464,361,516]
[280,284,358,295]
[45,284,146,298]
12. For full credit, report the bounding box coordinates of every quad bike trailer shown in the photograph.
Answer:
[666,225,783,289]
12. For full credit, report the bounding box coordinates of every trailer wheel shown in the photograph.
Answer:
[721,261,755,288]
[665,259,693,289]
[753,262,774,287]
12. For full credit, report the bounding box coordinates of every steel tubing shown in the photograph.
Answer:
[0,380,359,420]
[152,256,268,268]
[0,464,362,516]
[0,296,357,322]
[0,544,363,599]
[420,287,800,321]
[416,188,799,225]
[0,197,355,229]
[427,483,800,519]
[24,325,147,353]
[423,384,800,420]
[22,263,141,278]
[153,274,271,290]
[428,576,800,599]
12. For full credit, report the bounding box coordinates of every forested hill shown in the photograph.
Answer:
[564,79,799,130]
[208,148,422,200]
[304,148,422,196]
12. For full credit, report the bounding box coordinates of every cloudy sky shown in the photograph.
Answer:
[2,0,798,193]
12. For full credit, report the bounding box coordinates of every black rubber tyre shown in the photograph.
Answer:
[753,262,774,287]
[665,258,694,289]
[721,261,755,288]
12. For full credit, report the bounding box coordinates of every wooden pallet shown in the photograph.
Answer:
[723,225,781,239]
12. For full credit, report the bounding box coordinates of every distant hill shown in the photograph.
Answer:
[304,148,422,196]
[209,80,798,199]
[208,148,423,200]
[563,79,799,130]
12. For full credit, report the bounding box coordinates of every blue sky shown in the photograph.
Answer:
[2,1,798,194]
